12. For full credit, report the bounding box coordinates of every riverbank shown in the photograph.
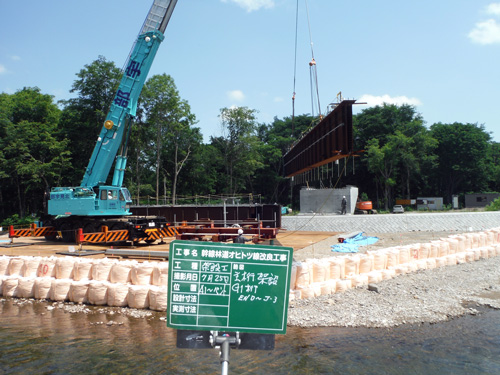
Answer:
[288,254,500,328]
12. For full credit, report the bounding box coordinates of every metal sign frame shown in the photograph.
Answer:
[167,240,293,334]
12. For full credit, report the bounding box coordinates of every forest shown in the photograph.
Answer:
[1,56,499,224]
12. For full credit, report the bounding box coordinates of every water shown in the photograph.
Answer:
[2,299,500,374]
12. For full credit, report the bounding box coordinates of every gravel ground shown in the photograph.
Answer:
[288,254,500,328]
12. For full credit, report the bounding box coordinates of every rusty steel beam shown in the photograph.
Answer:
[283,100,355,177]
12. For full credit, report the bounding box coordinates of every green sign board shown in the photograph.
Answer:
[167,240,293,334]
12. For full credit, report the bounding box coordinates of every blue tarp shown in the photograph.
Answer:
[331,232,379,253]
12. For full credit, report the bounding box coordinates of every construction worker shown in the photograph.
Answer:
[233,228,251,244]
[341,196,347,215]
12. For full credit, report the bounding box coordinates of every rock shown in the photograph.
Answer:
[368,284,380,293]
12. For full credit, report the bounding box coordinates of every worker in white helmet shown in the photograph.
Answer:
[341,196,347,215]
[234,228,251,244]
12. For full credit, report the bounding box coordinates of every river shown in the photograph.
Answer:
[1,299,500,374]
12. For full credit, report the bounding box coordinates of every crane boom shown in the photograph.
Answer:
[46,0,178,236]
[82,0,177,188]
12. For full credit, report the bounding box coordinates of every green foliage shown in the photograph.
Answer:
[486,197,500,211]
[0,214,35,228]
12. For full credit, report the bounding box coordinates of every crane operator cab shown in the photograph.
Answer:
[47,186,132,217]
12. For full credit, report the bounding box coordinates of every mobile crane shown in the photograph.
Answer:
[43,0,178,242]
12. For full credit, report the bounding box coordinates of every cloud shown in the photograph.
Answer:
[221,0,275,12]
[468,3,500,44]
[10,55,21,61]
[358,94,422,107]
[0,64,7,75]
[487,3,500,15]
[274,96,284,102]
[468,19,500,44]
[227,89,245,102]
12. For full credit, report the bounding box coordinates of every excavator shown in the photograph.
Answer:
[43,0,178,242]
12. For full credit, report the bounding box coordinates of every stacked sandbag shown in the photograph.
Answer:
[2,276,19,297]
[37,257,56,278]
[34,277,53,299]
[7,258,24,276]
[17,277,36,298]
[69,280,89,303]
[149,286,168,311]
[88,281,110,305]
[110,260,133,284]
[0,256,10,275]
[91,259,116,281]
[128,285,150,309]
[294,262,310,290]
[131,262,155,285]
[107,283,129,307]
[152,262,169,287]
[73,259,94,281]
[50,279,71,301]
[328,257,345,280]
[22,257,41,277]
[55,257,75,279]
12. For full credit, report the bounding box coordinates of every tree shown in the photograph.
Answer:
[0,88,70,218]
[430,122,491,202]
[211,107,263,196]
[137,74,199,205]
[59,56,121,184]
[354,104,436,208]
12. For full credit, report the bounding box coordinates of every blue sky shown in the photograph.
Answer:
[1,0,499,143]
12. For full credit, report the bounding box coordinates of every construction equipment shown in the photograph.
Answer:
[42,0,178,242]
[354,201,377,215]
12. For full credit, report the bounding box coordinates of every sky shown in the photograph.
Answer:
[1,0,499,143]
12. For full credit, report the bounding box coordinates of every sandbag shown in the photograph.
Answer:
[73,259,94,281]
[107,283,129,307]
[358,255,373,274]
[418,243,431,260]
[0,256,10,275]
[37,257,56,278]
[465,251,475,263]
[344,256,360,276]
[328,258,345,279]
[349,274,368,287]
[447,238,458,254]
[337,279,352,293]
[7,258,24,276]
[69,280,89,303]
[367,271,382,284]
[429,243,440,259]
[407,262,418,273]
[380,269,396,280]
[128,285,150,309]
[487,246,496,258]
[445,254,457,266]
[110,261,133,284]
[455,253,466,264]
[385,249,399,268]
[409,244,421,261]
[425,259,437,269]
[299,287,315,299]
[149,286,168,311]
[290,264,297,290]
[131,262,155,285]
[398,247,411,265]
[88,281,110,305]
[295,262,310,289]
[435,257,447,268]
[152,262,169,287]
[91,259,115,281]
[311,260,329,282]
[479,232,487,247]
[34,277,53,299]
[17,277,36,298]
[319,281,332,296]
[3,276,19,297]
[370,251,387,271]
[55,257,75,279]
[50,279,71,301]
[414,260,428,270]
[480,248,489,259]
[22,257,41,277]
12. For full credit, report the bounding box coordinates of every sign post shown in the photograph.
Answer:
[167,240,293,373]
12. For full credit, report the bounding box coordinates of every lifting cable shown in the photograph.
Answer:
[292,0,323,135]
[291,0,300,138]
[304,0,322,120]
